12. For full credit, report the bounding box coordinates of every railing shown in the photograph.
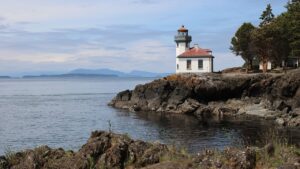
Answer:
[174,35,192,42]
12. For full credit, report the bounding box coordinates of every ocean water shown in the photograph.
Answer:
[0,77,298,155]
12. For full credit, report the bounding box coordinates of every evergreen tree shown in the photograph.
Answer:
[252,4,276,73]
[259,4,275,27]
[230,23,256,72]
[268,14,291,67]
[286,1,300,57]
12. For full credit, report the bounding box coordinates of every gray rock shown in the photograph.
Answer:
[194,105,212,120]
[176,98,200,114]
[273,100,291,112]
[276,118,286,126]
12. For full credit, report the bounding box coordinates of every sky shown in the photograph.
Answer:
[0,0,290,76]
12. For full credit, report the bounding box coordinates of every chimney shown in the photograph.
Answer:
[194,44,199,48]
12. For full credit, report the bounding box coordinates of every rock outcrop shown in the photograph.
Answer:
[1,131,299,169]
[0,131,182,169]
[109,69,300,127]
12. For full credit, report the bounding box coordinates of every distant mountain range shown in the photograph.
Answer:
[22,74,118,78]
[0,76,11,79]
[69,69,171,77]
[21,69,171,78]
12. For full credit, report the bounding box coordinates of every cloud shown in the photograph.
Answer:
[0,23,175,75]
[0,0,289,76]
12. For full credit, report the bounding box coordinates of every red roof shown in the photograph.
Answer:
[178,25,188,32]
[178,46,213,58]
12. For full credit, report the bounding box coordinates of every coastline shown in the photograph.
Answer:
[1,70,300,169]
[109,69,300,127]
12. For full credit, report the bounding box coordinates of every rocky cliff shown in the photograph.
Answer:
[109,69,300,127]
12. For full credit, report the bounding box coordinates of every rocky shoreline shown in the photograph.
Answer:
[109,69,300,127]
[1,131,299,169]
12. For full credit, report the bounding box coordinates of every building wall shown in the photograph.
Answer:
[259,61,272,70]
[176,42,190,57]
[286,58,299,68]
[176,57,212,73]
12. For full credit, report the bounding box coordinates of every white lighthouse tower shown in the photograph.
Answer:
[175,25,192,57]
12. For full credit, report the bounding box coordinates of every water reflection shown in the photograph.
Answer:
[124,111,300,153]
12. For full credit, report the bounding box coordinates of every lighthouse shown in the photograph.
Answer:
[175,25,214,73]
[175,25,192,57]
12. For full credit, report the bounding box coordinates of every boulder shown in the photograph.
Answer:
[224,148,256,169]
[276,118,286,126]
[176,98,200,114]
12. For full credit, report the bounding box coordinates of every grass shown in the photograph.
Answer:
[163,129,300,169]
[87,154,96,169]
[4,147,21,167]
[253,129,300,168]
[256,141,299,168]
[159,144,191,163]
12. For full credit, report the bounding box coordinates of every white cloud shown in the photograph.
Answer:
[0,0,288,75]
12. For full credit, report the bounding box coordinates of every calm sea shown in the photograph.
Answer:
[0,77,298,155]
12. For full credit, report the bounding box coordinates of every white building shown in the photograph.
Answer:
[175,25,214,73]
[259,61,272,70]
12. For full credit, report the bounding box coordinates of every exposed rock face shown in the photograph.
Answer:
[1,131,299,169]
[0,131,179,169]
[195,148,257,169]
[109,69,300,127]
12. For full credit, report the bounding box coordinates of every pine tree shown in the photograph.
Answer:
[286,1,300,57]
[259,4,275,27]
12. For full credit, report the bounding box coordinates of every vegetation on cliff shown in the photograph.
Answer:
[230,1,300,73]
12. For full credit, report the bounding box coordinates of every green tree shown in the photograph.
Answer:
[260,4,275,27]
[286,1,300,57]
[271,14,291,67]
[230,23,256,72]
[250,4,276,73]
[251,25,273,73]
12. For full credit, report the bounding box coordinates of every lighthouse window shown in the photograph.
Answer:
[177,64,179,70]
[198,60,203,69]
[187,60,191,70]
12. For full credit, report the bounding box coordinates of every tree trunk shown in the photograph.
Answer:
[249,59,253,70]
[245,59,252,74]
[263,59,268,73]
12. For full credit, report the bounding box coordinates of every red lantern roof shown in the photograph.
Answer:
[178,25,188,32]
